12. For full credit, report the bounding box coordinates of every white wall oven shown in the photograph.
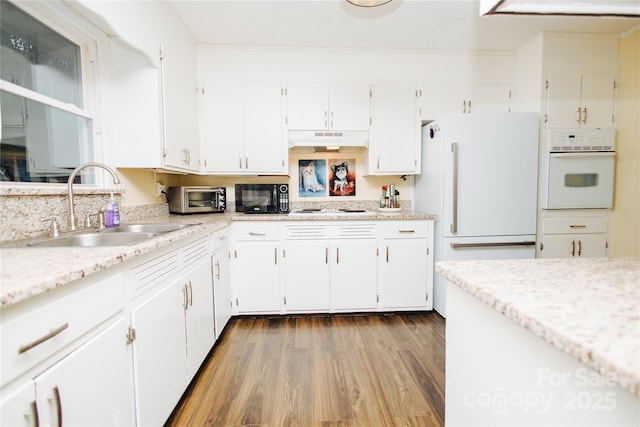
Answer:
[542,129,615,209]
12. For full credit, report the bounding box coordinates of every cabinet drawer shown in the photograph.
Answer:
[1,273,124,386]
[233,222,279,240]
[211,227,230,252]
[382,221,430,238]
[543,217,607,234]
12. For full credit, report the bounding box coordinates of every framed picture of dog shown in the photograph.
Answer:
[329,159,356,196]
[298,159,327,197]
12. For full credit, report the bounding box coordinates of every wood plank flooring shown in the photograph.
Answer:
[166,312,445,427]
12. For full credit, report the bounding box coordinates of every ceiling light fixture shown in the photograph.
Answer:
[479,0,640,17]
[346,0,393,7]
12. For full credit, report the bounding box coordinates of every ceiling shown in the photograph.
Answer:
[166,0,640,51]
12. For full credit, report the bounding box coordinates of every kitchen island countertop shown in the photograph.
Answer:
[1,210,434,307]
[436,257,640,398]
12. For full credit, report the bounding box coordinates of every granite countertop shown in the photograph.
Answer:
[0,210,434,308]
[436,257,640,398]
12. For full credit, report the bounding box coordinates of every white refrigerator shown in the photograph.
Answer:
[415,113,539,317]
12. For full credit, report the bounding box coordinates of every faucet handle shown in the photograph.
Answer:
[85,208,107,230]
[40,217,60,238]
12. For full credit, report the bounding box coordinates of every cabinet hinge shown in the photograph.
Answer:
[426,247,429,256]
[282,159,285,167]
[162,146,168,157]
[606,241,609,249]
[235,297,239,306]
[376,294,379,303]
[613,81,617,90]
[369,88,373,98]
[508,89,512,99]
[426,292,429,301]
[544,114,548,123]
[282,249,286,258]
[369,117,373,126]
[201,86,205,95]
[540,242,544,251]
[545,80,549,89]
[284,296,287,305]
[612,114,615,123]
[126,326,136,345]
[285,117,288,125]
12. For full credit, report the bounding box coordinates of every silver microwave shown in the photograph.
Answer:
[168,186,226,214]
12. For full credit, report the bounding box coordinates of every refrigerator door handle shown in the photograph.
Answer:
[450,241,536,249]
[450,142,459,234]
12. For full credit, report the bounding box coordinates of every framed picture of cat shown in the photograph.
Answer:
[329,159,356,196]
[298,159,327,197]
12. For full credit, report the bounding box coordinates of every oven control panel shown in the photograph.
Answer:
[548,129,615,152]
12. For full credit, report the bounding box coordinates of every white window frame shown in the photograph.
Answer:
[0,0,110,189]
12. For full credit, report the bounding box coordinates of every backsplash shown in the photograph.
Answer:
[0,191,411,242]
[0,191,168,242]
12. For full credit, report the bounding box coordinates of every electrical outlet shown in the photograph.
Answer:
[156,183,166,197]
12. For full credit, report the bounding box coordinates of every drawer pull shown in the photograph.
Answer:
[19,323,69,354]
[249,232,266,236]
[31,400,40,427]
[570,225,587,229]
[399,230,415,233]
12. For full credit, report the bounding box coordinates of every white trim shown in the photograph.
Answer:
[0,81,93,120]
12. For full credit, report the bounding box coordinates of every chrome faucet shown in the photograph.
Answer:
[67,162,121,231]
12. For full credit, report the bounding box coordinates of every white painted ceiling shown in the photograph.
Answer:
[167,0,640,51]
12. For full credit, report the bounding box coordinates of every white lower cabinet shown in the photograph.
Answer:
[34,317,134,426]
[332,239,378,311]
[280,222,378,313]
[539,211,610,258]
[1,317,134,427]
[128,233,214,426]
[130,279,189,427]
[212,230,232,339]
[282,240,331,312]
[380,221,434,311]
[232,223,281,314]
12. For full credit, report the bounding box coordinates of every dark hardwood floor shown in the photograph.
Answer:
[166,312,445,427]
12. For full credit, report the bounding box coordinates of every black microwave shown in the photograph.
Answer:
[235,184,289,214]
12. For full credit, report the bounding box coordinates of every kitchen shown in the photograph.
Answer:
[1,0,639,426]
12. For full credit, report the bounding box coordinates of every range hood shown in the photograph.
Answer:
[288,130,369,152]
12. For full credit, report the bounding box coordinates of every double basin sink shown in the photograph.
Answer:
[12,223,196,248]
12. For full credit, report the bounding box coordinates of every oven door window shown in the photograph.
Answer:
[547,153,615,209]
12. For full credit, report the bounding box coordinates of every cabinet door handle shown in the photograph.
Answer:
[570,225,586,229]
[188,281,193,307]
[336,247,340,264]
[325,247,328,264]
[19,323,69,354]
[330,111,334,128]
[399,230,415,234]
[468,100,471,113]
[582,107,588,124]
[386,246,389,263]
[245,157,249,170]
[31,400,40,427]
[248,232,266,236]
[577,240,582,256]
[274,247,278,265]
[183,285,189,309]
[324,110,328,128]
[576,107,582,124]
[571,240,576,257]
[215,259,221,280]
[52,386,62,427]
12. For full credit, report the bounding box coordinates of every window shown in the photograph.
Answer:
[0,1,96,183]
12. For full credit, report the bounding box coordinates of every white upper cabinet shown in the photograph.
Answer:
[545,74,615,128]
[159,39,200,172]
[77,1,200,172]
[201,82,287,175]
[285,83,371,131]
[367,84,421,175]
[422,83,512,119]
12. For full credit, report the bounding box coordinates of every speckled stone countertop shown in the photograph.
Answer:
[0,210,434,308]
[436,258,640,398]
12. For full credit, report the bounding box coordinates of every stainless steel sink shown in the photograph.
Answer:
[26,232,159,248]
[5,223,198,248]
[100,223,193,234]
